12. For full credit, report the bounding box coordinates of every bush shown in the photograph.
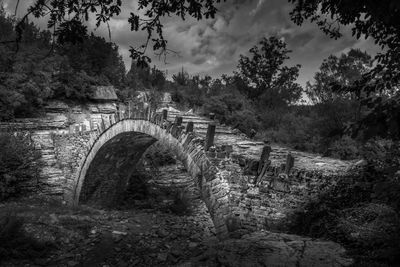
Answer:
[328,136,361,160]
[288,141,400,266]
[0,213,53,262]
[0,130,42,201]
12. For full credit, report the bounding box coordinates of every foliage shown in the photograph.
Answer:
[0,131,42,201]
[328,136,360,160]
[170,69,260,137]
[13,0,225,66]
[306,49,373,104]
[0,8,129,120]
[289,138,400,265]
[59,33,126,88]
[289,0,400,141]
[127,62,165,90]
[256,49,372,159]
[0,214,53,261]
[236,36,302,108]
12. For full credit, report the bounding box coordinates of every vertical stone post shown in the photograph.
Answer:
[150,110,154,122]
[128,101,131,119]
[89,119,94,131]
[162,109,168,121]
[146,106,150,121]
[257,145,272,175]
[175,116,183,126]
[101,116,106,131]
[209,112,215,120]
[205,123,216,151]
[186,121,194,133]
[285,153,295,174]
[69,125,75,134]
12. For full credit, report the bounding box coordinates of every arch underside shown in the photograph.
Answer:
[79,131,157,205]
[72,119,231,239]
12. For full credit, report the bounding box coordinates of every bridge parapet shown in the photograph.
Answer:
[1,103,358,240]
[59,106,242,239]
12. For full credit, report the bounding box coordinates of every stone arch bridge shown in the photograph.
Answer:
[20,105,354,239]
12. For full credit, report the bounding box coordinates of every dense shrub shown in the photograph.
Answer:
[289,139,400,265]
[0,131,42,201]
[328,136,361,160]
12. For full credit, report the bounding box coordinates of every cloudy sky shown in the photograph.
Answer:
[4,0,382,87]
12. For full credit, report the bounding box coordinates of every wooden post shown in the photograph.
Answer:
[162,109,168,121]
[186,121,194,133]
[175,116,183,126]
[205,123,216,151]
[285,153,295,174]
[209,113,215,120]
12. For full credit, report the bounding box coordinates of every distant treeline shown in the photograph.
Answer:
[0,6,384,159]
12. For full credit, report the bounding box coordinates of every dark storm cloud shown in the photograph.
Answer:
[3,0,382,86]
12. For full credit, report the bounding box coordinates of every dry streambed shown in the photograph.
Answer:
[0,196,352,267]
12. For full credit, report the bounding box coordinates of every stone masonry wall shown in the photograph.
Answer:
[52,132,92,202]
[1,101,356,240]
[225,155,355,232]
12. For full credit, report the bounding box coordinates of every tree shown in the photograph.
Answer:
[236,36,302,109]
[288,0,400,140]
[171,69,204,107]
[301,50,374,155]
[12,0,225,66]
[149,65,166,90]
[59,33,126,88]
[306,49,373,104]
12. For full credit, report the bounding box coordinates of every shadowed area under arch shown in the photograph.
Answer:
[71,118,232,239]
[79,131,157,205]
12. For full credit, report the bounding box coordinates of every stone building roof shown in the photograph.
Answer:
[91,86,118,101]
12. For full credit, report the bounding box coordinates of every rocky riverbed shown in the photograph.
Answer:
[0,163,353,267]
[0,196,353,267]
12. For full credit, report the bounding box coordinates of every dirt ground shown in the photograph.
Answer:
[0,195,216,267]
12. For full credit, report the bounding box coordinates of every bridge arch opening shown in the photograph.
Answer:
[71,119,232,239]
[78,131,158,205]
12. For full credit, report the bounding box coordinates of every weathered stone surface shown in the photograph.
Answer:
[191,231,353,267]
[2,100,359,241]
